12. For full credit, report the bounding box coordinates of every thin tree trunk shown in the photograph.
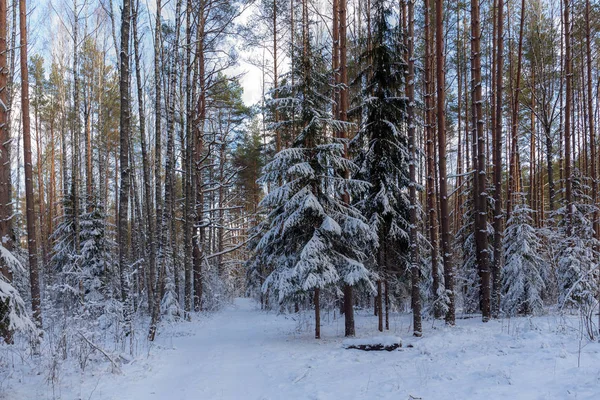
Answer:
[585,0,598,239]
[436,0,455,325]
[72,0,80,254]
[20,0,42,328]
[384,279,389,330]
[183,0,193,316]
[407,0,421,336]
[492,0,504,317]
[506,0,526,221]
[564,0,572,231]
[337,0,355,338]
[133,0,157,320]
[118,0,132,336]
[154,0,163,255]
[0,0,14,342]
[314,288,320,339]
[471,0,491,321]
[425,0,441,319]
[193,0,207,312]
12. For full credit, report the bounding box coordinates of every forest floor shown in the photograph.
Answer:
[3,298,600,399]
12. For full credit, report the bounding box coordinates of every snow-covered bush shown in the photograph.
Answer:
[0,245,36,342]
[554,170,599,309]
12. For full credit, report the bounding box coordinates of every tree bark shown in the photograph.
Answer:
[585,0,597,239]
[132,0,157,320]
[72,0,80,254]
[564,0,572,231]
[492,0,504,317]
[506,0,526,221]
[20,0,42,328]
[407,0,422,336]
[118,0,132,334]
[424,0,441,319]
[314,288,320,339]
[0,0,13,342]
[436,0,455,325]
[471,0,491,321]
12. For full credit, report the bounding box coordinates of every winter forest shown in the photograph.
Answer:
[1,0,600,398]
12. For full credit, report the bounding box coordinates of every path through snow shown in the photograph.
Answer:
[5,298,600,399]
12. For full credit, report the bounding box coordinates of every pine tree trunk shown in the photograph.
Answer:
[506,0,526,221]
[584,0,600,334]
[34,100,46,265]
[424,0,441,319]
[72,0,80,255]
[492,0,505,317]
[20,0,42,328]
[436,0,455,325]
[337,0,355,338]
[471,0,491,321]
[564,0,572,231]
[585,0,597,239]
[0,0,13,342]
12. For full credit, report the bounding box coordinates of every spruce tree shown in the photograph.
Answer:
[555,170,599,308]
[252,9,374,339]
[501,200,546,316]
[351,0,410,327]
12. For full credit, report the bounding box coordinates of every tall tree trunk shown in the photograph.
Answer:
[273,0,280,153]
[118,0,132,336]
[20,0,42,328]
[337,0,355,338]
[72,0,80,255]
[149,0,164,340]
[585,0,600,334]
[183,0,193,316]
[154,0,163,255]
[193,0,207,313]
[564,0,572,230]
[492,0,504,317]
[34,99,46,265]
[471,0,491,321]
[0,0,14,342]
[585,0,597,239]
[407,0,421,336]
[133,0,157,321]
[506,0,526,220]
[436,0,455,325]
[425,0,441,319]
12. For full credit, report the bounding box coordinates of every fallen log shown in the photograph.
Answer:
[342,336,402,351]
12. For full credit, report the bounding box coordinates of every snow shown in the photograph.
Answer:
[3,298,600,399]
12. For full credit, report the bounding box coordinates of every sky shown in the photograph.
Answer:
[32,0,264,107]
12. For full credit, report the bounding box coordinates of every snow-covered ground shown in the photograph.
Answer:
[2,298,600,399]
